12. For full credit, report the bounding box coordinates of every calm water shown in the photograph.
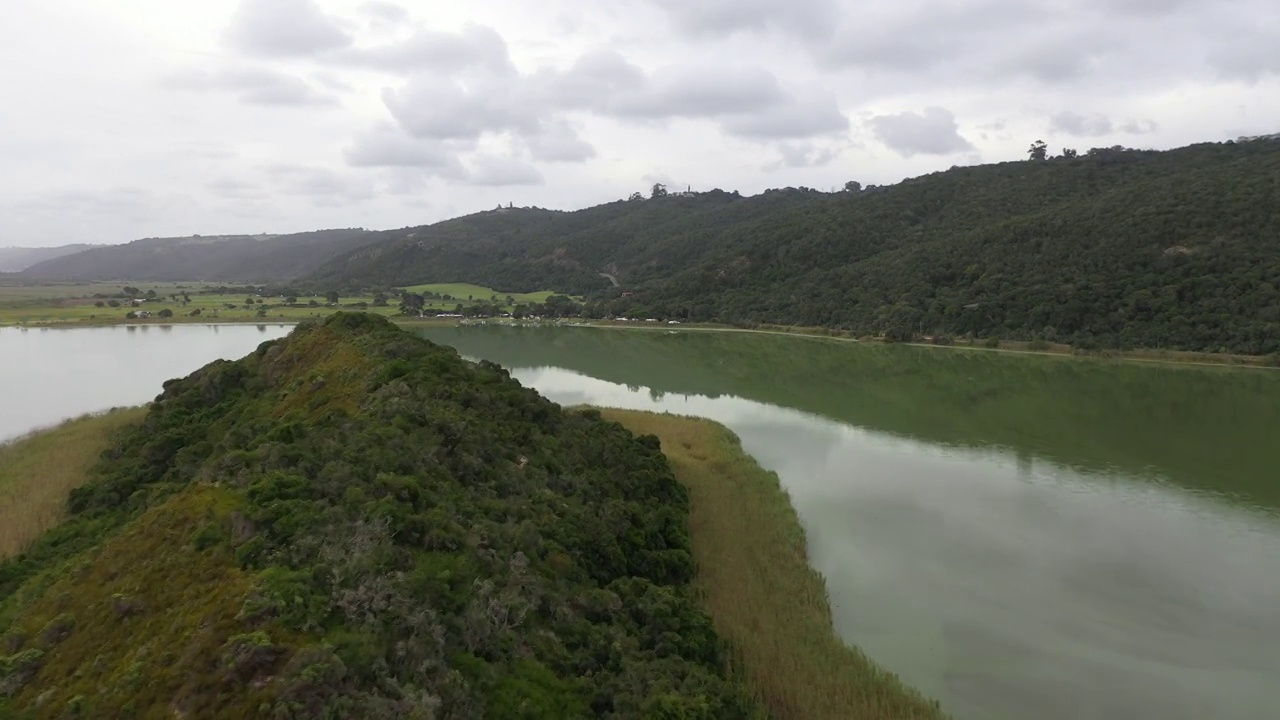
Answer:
[3,323,1279,720]
[0,324,291,442]
[415,326,1280,720]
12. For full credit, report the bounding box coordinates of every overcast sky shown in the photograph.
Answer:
[1,0,1276,247]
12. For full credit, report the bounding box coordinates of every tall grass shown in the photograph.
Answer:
[602,409,949,720]
[0,407,146,560]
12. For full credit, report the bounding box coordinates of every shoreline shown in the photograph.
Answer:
[601,409,948,719]
[4,313,1275,371]
[3,404,949,719]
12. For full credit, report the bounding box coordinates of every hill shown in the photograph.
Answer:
[0,314,757,718]
[20,229,375,283]
[0,246,99,273]
[308,139,1280,354]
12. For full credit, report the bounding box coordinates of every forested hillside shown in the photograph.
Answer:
[20,229,374,283]
[0,245,98,273]
[0,314,755,718]
[311,139,1280,354]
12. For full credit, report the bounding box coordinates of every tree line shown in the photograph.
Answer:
[308,137,1280,355]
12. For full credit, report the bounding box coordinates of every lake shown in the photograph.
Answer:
[4,323,1280,720]
[0,324,292,442]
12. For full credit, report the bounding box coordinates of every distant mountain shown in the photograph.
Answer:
[307,138,1280,355]
[0,244,99,272]
[20,229,376,283]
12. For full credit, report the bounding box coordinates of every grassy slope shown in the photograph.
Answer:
[1,316,764,718]
[0,409,147,561]
[0,402,949,719]
[401,282,563,304]
[601,409,948,720]
[2,487,276,719]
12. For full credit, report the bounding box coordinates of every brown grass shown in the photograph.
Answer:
[0,407,147,561]
[601,409,948,720]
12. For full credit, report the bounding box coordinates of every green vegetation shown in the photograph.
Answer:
[0,282,574,327]
[401,283,563,305]
[0,314,761,718]
[601,409,946,720]
[418,325,1280,511]
[309,138,1280,355]
[0,409,147,561]
[0,283,400,326]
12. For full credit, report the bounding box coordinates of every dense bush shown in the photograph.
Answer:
[310,138,1280,354]
[0,314,756,718]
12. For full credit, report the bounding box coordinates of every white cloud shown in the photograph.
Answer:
[869,107,974,158]
[161,67,340,107]
[0,0,1277,245]
[223,0,353,57]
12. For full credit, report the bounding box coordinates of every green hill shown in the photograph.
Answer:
[0,314,757,718]
[308,139,1280,354]
[20,229,376,283]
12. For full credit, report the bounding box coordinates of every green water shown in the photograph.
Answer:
[417,325,1280,720]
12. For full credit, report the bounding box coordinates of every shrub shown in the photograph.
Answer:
[0,649,44,697]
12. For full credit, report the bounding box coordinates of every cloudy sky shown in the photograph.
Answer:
[2,0,1276,247]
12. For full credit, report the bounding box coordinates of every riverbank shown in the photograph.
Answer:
[2,402,946,718]
[0,408,147,561]
[600,408,948,720]
[7,308,1276,371]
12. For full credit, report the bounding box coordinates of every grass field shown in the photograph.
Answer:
[0,408,147,561]
[0,282,571,326]
[400,282,565,304]
[601,409,948,720]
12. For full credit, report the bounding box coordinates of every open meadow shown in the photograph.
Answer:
[0,281,568,326]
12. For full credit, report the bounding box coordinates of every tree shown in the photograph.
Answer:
[1028,140,1048,161]
[628,192,644,201]
[1060,147,1078,159]
[245,297,256,305]
[145,289,157,299]
[399,293,425,316]
[326,291,340,304]
[651,183,668,199]
[94,301,105,308]
[107,300,121,308]
[158,308,174,318]
[843,180,863,193]
[309,299,320,308]
[122,286,141,298]
[372,292,389,307]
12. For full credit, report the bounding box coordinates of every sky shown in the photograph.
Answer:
[1,0,1277,247]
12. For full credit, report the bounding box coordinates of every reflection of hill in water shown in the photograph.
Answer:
[420,326,1280,510]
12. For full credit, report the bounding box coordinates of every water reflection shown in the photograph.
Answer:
[512,365,1280,720]
[0,324,292,442]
